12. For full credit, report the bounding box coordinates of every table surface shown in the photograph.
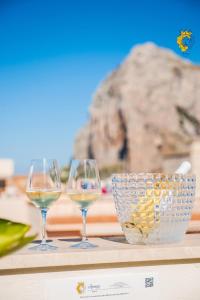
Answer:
[1,234,200,271]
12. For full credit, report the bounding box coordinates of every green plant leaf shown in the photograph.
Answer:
[0,219,36,257]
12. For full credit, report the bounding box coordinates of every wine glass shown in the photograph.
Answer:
[26,158,61,251]
[67,159,101,249]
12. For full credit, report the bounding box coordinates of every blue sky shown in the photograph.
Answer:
[0,0,200,174]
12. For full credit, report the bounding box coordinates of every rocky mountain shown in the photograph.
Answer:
[73,43,200,172]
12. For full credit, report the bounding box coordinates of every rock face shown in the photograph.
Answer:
[74,43,200,172]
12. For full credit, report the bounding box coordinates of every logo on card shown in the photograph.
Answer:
[76,282,85,295]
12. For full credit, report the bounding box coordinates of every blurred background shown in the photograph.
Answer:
[1,0,200,237]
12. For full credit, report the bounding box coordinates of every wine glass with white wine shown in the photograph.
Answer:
[26,158,61,251]
[67,159,101,249]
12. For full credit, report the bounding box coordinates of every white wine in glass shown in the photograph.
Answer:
[67,159,101,249]
[26,190,61,209]
[26,158,61,251]
[68,192,100,208]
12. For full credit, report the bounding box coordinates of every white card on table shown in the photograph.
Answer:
[45,271,159,300]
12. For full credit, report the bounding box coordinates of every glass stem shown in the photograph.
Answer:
[41,208,47,244]
[81,208,88,242]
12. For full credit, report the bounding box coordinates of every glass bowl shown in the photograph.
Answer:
[112,173,196,244]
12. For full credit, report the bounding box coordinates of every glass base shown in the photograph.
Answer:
[29,243,57,251]
[70,240,98,249]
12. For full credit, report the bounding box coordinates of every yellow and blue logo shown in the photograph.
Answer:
[177,30,193,53]
[76,282,85,295]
